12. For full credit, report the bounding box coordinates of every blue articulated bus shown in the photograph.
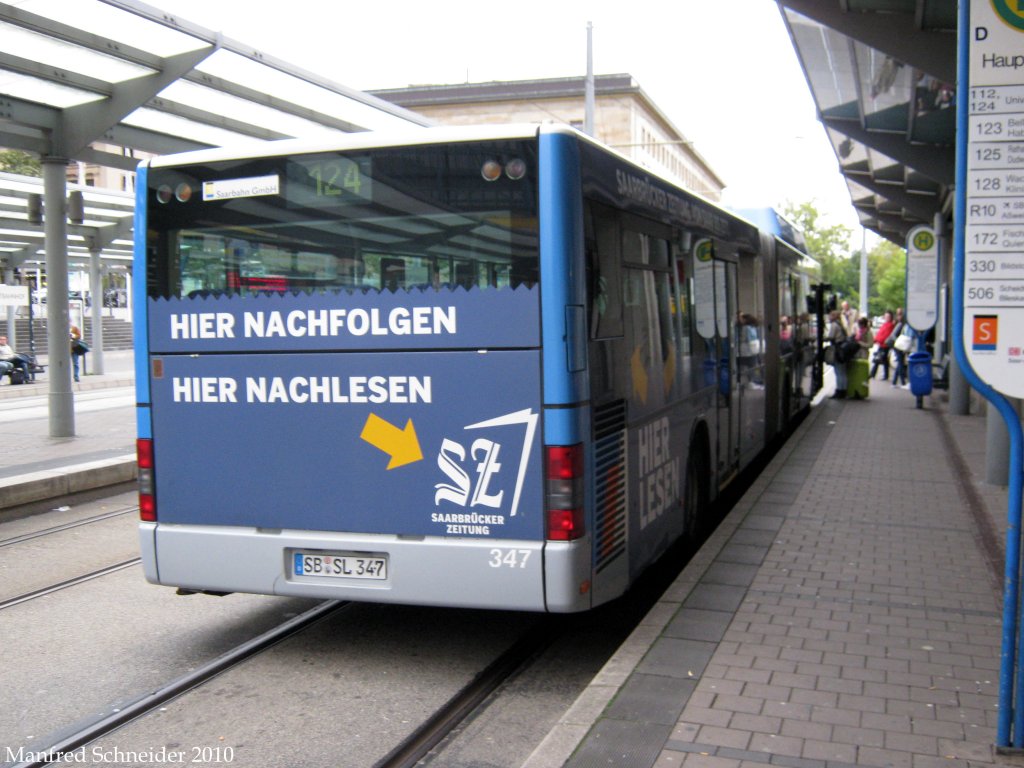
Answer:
[134,124,818,612]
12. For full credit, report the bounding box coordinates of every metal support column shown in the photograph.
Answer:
[43,157,74,437]
[989,399,1023,486]
[89,246,104,375]
[4,267,16,348]
[949,353,971,415]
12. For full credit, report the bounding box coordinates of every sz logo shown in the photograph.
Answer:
[434,409,538,517]
[973,315,998,351]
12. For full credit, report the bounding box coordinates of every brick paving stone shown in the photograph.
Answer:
[680,706,733,729]
[779,717,831,742]
[885,731,940,756]
[546,390,1006,768]
[801,737,856,763]
[760,700,811,721]
[696,725,751,750]
[747,732,803,758]
[713,694,765,716]
[655,754,740,768]
[728,713,782,735]
[832,724,885,747]
[788,689,837,708]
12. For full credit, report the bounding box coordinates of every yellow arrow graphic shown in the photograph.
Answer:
[360,414,423,470]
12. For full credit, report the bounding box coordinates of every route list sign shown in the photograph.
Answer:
[964,1,1024,398]
[906,225,939,331]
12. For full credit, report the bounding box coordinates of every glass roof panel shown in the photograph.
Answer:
[17,0,213,58]
[0,70,104,108]
[157,79,346,139]
[856,43,912,119]
[0,21,152,83]
[785,11,859,114]
[121,107,264,148]
[195,49,423,132]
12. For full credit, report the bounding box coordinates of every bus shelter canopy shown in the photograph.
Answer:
[0,0,432,273]
[0,170,133,272]
[777,0,956,245]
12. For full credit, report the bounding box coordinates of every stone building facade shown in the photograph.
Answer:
[371,74,725,202]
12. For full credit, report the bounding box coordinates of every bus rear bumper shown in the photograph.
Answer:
[140,523,585,612]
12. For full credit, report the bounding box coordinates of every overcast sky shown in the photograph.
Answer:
[153,0,861,235]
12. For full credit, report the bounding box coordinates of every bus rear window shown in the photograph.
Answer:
[146,141,539,299]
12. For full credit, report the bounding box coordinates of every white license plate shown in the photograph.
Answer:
[292,551,388,580]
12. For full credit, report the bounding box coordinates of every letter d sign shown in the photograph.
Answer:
[976,26,989,40]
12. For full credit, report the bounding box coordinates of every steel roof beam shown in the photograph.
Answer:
[58,44,217,158]
[0,52,115,97]
[822,114,955,185]
[841,172,939,221]
[144,95,289,141]
[101,124,206,157]
[181,71,365,135]
[778,0,955,83]
[0,95,60,133]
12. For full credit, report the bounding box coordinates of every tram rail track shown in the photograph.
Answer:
[9,599,350,768]
[375,618,562,768]
[0,504,137,548]
[0,557,141,610]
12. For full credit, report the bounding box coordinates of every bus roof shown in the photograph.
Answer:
[142,123,571,169]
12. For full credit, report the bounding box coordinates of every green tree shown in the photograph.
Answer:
[870,239,906,317]
[782,200,857,302]
[0,149,41,176]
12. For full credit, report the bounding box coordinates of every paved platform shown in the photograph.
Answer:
[0,348,137,511]
[524,381,1017,768]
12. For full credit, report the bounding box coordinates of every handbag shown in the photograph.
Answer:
[894,332,913,353]
[835,338,860,364]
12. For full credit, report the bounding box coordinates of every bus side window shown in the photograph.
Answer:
[588,206,623,339]
[672,242,692,359]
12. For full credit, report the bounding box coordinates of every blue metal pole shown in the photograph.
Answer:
[955,0,1024,748]
[1014,433,1024,747]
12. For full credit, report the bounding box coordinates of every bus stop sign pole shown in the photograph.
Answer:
[955,0,1024,750]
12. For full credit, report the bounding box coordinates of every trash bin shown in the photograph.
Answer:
[908,351,932,397]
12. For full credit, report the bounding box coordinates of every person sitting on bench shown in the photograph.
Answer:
[0,336,29,381]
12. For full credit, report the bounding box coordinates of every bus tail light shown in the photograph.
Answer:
[137,438,156,522]
[546,444,585,541]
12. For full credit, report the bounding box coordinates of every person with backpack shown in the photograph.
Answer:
[0,335,31,383]
[847,316,875,399]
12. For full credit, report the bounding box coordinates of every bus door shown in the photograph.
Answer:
[715,257,741,481]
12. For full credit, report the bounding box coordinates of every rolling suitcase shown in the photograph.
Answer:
[847,358,869,400]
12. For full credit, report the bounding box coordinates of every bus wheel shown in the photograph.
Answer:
[682,444,708,541]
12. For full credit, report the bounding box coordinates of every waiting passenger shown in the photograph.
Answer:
[70,325,88,382]
[889,308,910,388]
[0,335,29,381]
[847,316,874,400]
[826,310,848,399]
[870,310,895,381]
[839,300,859,336]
